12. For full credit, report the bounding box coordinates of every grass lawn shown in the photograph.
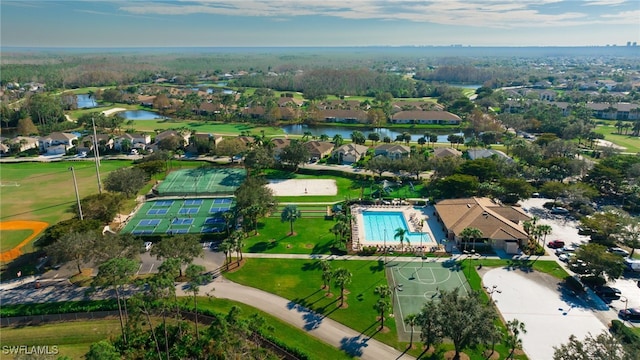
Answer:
[244,217,337,254]
[128,120,285,137]
[0,319,121,359]
[0,160,134,225]
[224,258,418,354]
[0,229,32,253]
[195,298,353,360]
[593,125,640,153]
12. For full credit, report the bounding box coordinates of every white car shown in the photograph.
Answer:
[555,246,576,255]
[608,247,630,257]
[558,253,575,262]
[144,241,153,251]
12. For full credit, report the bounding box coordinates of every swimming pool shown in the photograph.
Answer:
[361,211,430,245]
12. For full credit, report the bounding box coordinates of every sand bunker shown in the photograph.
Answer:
[267,179,338,196]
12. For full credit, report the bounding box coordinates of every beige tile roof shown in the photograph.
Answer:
[434,197,529,241]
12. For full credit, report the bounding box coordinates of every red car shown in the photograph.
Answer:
[547,240,565,249]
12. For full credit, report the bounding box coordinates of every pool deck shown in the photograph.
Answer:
[351,204,440,253]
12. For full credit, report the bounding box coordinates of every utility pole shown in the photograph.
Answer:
[92,117,102,193]
[69,167,84,220]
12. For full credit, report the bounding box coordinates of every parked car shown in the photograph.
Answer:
[569,259,589,274]
[550,207,569,215]
[548,240,566,249]
[555,245,576,255]
[618,308,640,322]
[144,241,153,251]
[593,285,621,300]
[558,253,575,263]
[608,247,630,257]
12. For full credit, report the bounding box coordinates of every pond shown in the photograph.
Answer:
[119,110,167,120]
[76,94,97,108]
[281,124,463,143]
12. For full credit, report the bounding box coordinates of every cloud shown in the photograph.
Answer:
[116,0,631,28]
[582,0,628,5]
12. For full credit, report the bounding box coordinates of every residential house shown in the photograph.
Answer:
[304,141,334,161]
[391,111,461,125]
[186,133,223,153]
[332,143,369,164]
[114,133,152,151]
[434,197,531,254]
[154,130,190,147]
[374,144,410,160]
[39,132,78,152]
[77,134,114,155]
[277,97,304,107]
[320,109,368,123]
[467,149,512,162]
[0,142,9,155]
[138,95,156,107]
[5,136,39,153]
[271,138,291,159]
[432,147,462,158]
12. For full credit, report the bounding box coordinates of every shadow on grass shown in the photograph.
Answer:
[301,261,321,271]
[311,240,334,255]
[369,259,385,273]
[247,241,277,253]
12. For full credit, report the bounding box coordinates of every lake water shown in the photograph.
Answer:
[281,124,463,143]
[119,110,167,120]
[76,94,97,108]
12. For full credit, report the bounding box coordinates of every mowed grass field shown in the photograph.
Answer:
[129,120,285,137]
[0,160,134,225]
[593,125,640,153]
[0,229,33,253]
[0,319,121,359]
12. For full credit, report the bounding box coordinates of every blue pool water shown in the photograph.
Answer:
[362,211,430,245]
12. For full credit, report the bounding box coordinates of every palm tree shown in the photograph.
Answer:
[222,211,235,236]
[302,131,313,141]
[374,298,390,330]
[332,134,344,147]
[394,227,407,252]
[459,227,483,252]
[333,267,352,307]
[230,229,245,263]
[319,134,329,142]
[281,204,302,235]
[322,268,333,296]
[404,314,418,349]
[185,264,208,341]
[219,239,233,270]
[505,319,527,359]
[537,224,553,247]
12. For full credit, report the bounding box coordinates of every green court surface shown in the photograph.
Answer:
[385,260,470,341]
[155,167,246,197]
[120,198,234,235]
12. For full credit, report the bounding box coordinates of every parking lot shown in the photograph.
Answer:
[519,198,640,328]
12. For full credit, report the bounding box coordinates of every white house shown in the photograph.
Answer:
[332,143,369,164]
[39,132,77,152]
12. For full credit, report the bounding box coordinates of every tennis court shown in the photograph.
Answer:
[120,198,234,235]
[385,260,471,341]
[155,168,246,196]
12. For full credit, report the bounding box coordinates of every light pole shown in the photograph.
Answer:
[621,295,628,312]
[485,285,502,304]
[69,167,84,220]
[383,228,387,265]
[91,117,102,194]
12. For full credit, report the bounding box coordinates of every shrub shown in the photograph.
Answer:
[611,320,640,347]
[358,246,377,256]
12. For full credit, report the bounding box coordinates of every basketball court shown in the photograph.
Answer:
[385,259,471,341]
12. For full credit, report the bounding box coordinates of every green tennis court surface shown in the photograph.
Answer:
[120,198,234,235]
[385,260,471,341]
[155,167,246,196]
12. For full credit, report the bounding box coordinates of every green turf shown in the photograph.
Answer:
[156,167,246,196]
[0,160,134,224]
[0,319,121,359]
[0,230,33,253]
[592,125,640,153]
[244,217,337,254]
[120,198,234,235]
[129,120,285,136]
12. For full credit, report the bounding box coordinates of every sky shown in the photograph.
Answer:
[1,0,639,48]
